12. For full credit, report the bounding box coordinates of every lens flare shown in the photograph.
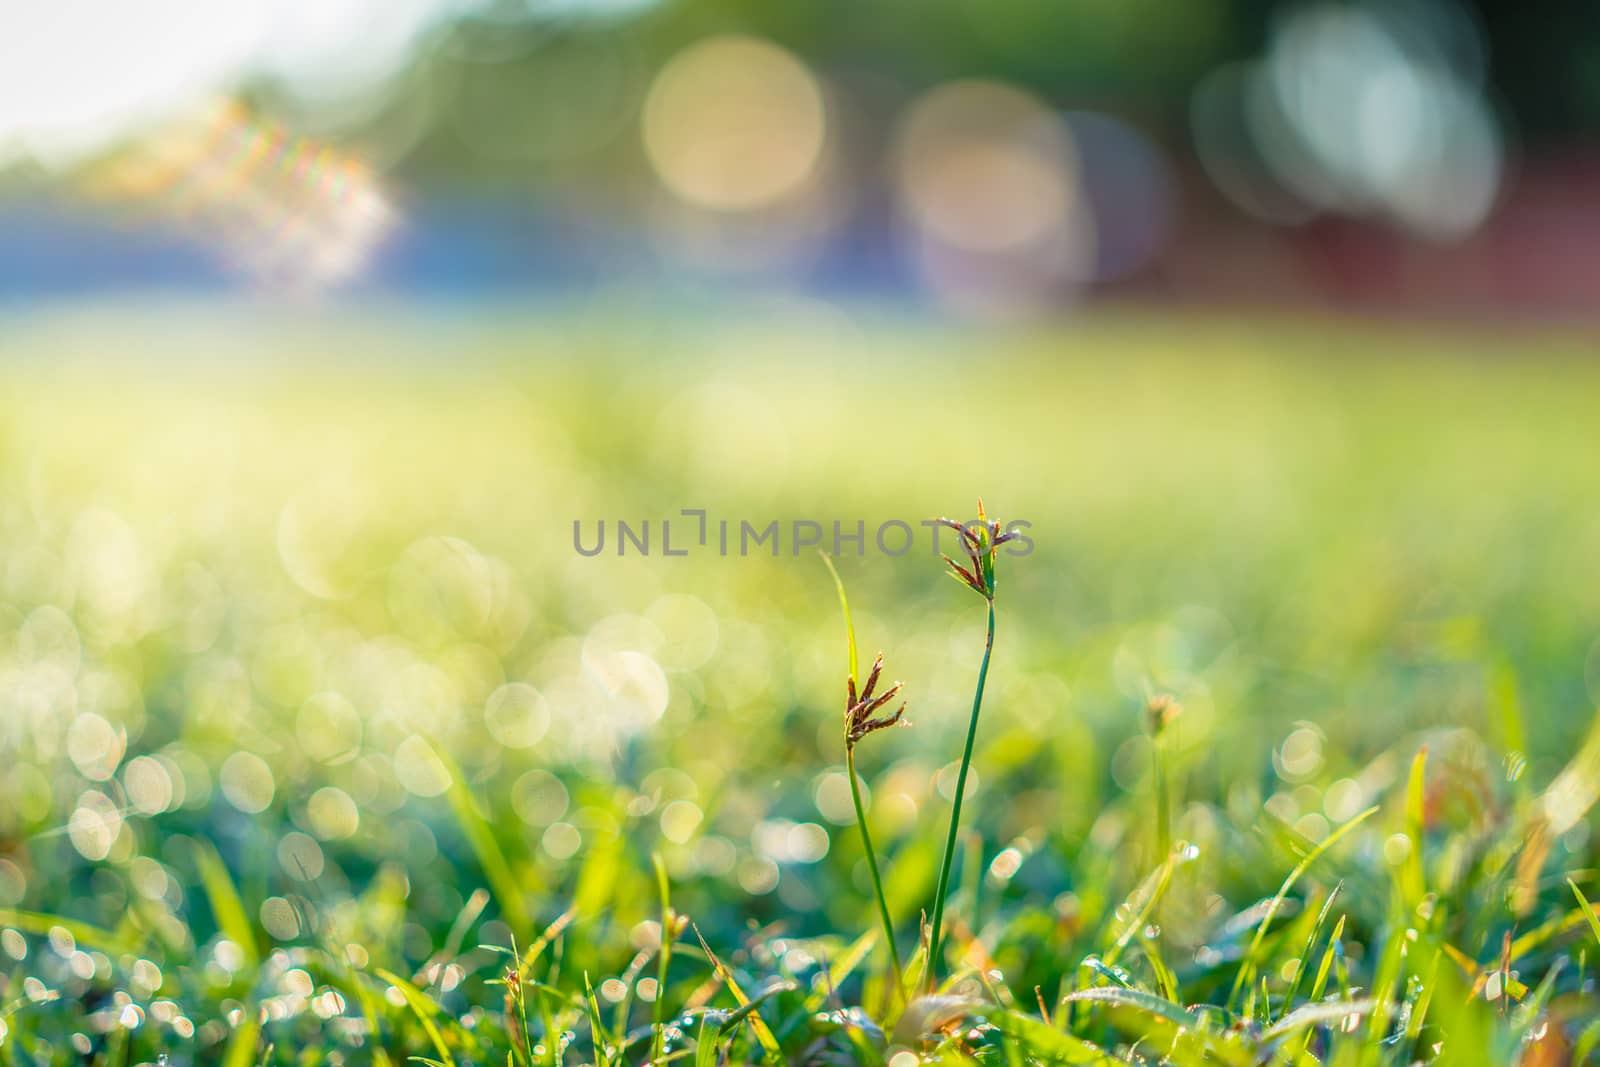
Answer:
[81,99,393,288]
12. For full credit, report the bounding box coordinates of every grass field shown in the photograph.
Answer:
[3,309,1600,1065]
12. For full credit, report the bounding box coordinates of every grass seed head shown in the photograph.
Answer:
[845,651,908,750]
[936,497,1021,601]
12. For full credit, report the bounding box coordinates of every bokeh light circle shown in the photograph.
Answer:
[642,35,826,212]
[894,80,1084,256]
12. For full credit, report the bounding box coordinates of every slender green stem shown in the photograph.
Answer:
[847,746,904,1002]
[1153,732,1171,862]
[927,598,995,991]
[650,854,672,1064]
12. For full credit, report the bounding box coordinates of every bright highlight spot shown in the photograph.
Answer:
[643,35,826,211]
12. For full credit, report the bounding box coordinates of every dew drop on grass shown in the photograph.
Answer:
[1506,752,1527,782]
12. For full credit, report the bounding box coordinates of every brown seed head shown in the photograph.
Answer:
[935,498,1021,600]
[845,651,908,749]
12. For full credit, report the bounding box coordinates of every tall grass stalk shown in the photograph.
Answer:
[649,853,675,1063]
[847,744,903,995]
[821,553,907,1002]
[926,501,1022,991]
[926,597,994,990]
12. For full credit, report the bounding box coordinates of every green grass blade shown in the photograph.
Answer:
[1360,929,1406,1056]
[517,908,577,976]
[1490,662,1528,797]
[1280,881,1342,1019]
[195,841,259,967]
[0,909,140,957]
[1400,747,1428,909]
[1077,956,1139,992]
[221,1010,262,1067]
[1301,915,1346,1057]
[994,1010,1110,1064]
[1403,949,1441,1045]
[693,1013,720,1067]
[440,751,534,933]
[804,927,878,1013]
[572,830,624,924]
[375,967,458,1067]
[651,853,675,1064]
[1061,988,1250,1067]
[1229,806,1378,1009]
[819,551,858,681]
[693,926,782,1062]
[1262,998,1376,1043]
[1576,1016,1600,1063]
[584,972,612,1066]
[1568,879,1600,949]
[1136,929,1179,1003]
[717,981,797,1032]
[1103,844,1195,968]
[1059,986,1198,1028]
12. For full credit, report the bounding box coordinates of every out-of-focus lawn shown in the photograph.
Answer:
[7,309,1598,761]
[1,307,1598,1062]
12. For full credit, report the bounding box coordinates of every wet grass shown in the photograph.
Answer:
[1,310,1600,1064]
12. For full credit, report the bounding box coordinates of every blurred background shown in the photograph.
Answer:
[1,0,1597,316]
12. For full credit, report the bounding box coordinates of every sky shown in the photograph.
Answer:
[0,0,482,167]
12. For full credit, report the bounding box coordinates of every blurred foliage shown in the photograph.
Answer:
[340,1,1217,192]
[247,0,1600,196]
